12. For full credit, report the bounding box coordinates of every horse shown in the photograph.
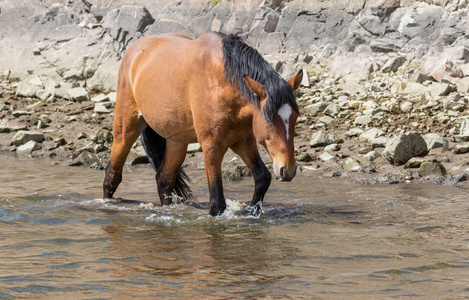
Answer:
[103,32,303,216]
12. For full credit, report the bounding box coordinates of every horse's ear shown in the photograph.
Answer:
[244,75,266,98]
[287,69,303,91]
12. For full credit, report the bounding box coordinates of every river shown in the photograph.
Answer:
[1,155,468,299]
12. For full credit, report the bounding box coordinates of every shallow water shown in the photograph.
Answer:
[1,155,469,299]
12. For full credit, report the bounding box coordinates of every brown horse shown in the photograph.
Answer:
[103,32,303,216]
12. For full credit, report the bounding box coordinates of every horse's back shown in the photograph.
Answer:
[120,32,226,142]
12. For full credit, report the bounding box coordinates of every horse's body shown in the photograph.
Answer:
[103,32,302,216]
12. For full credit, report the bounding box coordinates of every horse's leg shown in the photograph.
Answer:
[103,91,146,198]
[156,141,188,205]
[230,135,272,216]
[201,142,228,216]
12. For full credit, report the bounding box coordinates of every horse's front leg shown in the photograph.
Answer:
[231,135,272,216]
[201,142,228,216]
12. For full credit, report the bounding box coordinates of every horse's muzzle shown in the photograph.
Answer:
[277,165,297,182]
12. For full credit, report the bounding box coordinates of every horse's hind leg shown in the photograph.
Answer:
[156,141,188,205]
[230,134,271,215]
[103,90,146,198]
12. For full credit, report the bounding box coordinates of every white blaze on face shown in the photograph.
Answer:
[278,104,292,141]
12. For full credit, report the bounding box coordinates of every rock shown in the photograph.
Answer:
[363,150,380,162]
[92,129,113,145]
[304,102,327,116]
[107,92,117,103]
[126,145,149,165]
[310,131,336,147]
[404,157,425,169]
[67,87,89,102]
[431,60,464,82]
[382,132,428,165]
[437,174,467,185]
[74,151,103,168]
[296,152,313,162]
[12,111,32,118]
[359,128,384,142]
[369,136,388,148]
[11,130,45,146]
[418,161,447,177]
[342,157,361,172]
[91,94,110,102]
[354,115,372,126]
[428,82,455,97]
[76,132,87,140]
[15,75,44,97]
[318,116,334,125]
[16,140,40,156]
[400,101,413,113]
[460,117,469,137]
[222,162,251,181]
[454,142,469,154]
[94,102,111,114]
[323,103,340,117]
[55,82,77,99]
[319,151,334,162]
[455,77,469,93]
[382,56,406,73]
[324,144,340,152]
[187,143,202,154]
[345,128,364,137]
[423,133,449,150]
[102,5,155,47]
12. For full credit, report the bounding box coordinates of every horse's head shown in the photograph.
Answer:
[245,70,303,181]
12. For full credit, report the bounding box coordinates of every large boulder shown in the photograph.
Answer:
[382,132,428,165]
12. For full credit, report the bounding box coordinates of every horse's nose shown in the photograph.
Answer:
[278,165,297,182]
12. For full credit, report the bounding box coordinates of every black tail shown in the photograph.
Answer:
[140,126,195,201]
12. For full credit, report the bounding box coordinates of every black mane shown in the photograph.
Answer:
[218,33,298,124]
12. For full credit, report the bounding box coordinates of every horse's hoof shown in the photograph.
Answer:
[246,202,263,217]
[209,204,226,216]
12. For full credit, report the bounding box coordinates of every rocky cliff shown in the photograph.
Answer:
[0,0,468,90]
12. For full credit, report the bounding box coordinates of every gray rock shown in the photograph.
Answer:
[454,142,469,154]
[67,87,89,102]
[74,151,103,168]
[94,102,111,114]
[345,128,364,137]
[354,115,372,126]
[428,82,455,97]
[363,150,380,162]
[323,103,340,117]
[102,5,155,47]
[91,94,110,102]
[400,101,413,113]
[382,132,428,165]
[418,161,447,177]
[460,117,469,137]
[382,56,407,73]
[296,152,313,162]
[187,143,202,154]
[126,146,149,165]
[222,162,251,181]
[369,136,388,148]
[318,116,334,125]
[324,143,340,152]
[16,75,43,97]
[55,82,77,99]
[310,131,336,148]
[16,140,40,156]
[11,130,45,146]
[304,102,327,116]
[359,128,384,142]
[404,157,425,169]
[92,129,113,145]
[319,151,334,162]
[455,77,469,93]
[423,133,449,150]
[342,157,360,172]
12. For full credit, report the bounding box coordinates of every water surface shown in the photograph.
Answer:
[1,156,468,299]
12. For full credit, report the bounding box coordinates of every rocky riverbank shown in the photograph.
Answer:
[1,64,468,188]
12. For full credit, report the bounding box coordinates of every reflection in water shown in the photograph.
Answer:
[0,155,469,298]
